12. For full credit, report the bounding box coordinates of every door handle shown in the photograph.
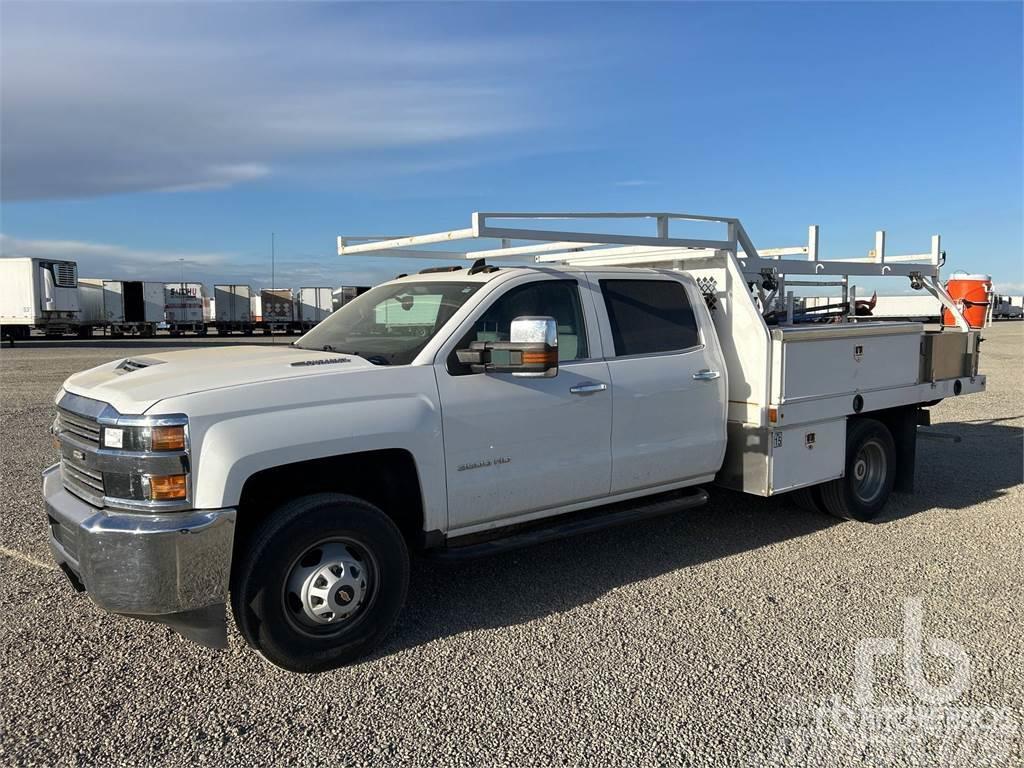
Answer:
[692,369,721,381]
[569,382,608,395]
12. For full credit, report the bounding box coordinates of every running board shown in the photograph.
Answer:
[428,488,709,561]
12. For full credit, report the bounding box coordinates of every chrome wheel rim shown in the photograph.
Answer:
[284,538,378,635]
[852,438,887,505]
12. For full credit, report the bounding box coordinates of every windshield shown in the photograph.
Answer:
[295,281,483,366]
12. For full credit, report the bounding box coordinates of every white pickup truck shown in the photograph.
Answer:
[43,212,986,672]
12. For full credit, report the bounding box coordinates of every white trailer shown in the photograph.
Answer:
[332,285,371,312]
[77,278,106,335]
[96,280,165,337]
[164,283,207,335]
[213,284,254,335]
[249,294,262,323]
[297,287,334,328]
[0,257,82,341]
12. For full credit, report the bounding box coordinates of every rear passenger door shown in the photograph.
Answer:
[595,276,727,494]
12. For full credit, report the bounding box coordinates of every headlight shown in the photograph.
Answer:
[102,424,187,452]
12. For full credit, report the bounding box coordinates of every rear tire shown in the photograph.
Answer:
[231,493,409,673]
[820,418,896,522]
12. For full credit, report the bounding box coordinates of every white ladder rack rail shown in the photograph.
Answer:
[337,211,968,330]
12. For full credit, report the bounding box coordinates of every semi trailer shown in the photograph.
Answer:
[297,287,334,329]
[81,280,166,337]
[213,284,254,334]
[259,288,296,334]
[0,257,82,340]
[43,211,985,673]
[164,283,207,335]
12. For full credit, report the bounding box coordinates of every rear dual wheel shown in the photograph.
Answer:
[790,418,896,522]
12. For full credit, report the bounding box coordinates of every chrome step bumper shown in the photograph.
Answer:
[42,463,236,647]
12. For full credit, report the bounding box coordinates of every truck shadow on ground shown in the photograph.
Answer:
[384,420,1022,656]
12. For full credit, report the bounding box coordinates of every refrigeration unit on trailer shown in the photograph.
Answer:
[297,287,334,328]
[97,280,165,336]
[259,288,296,334]
[164,283,207,335]
[213,284,254,334]
[0,257,82,340]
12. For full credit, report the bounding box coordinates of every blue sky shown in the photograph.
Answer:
[1,2,1021,293]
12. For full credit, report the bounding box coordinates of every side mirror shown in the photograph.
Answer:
[455,316,558,378]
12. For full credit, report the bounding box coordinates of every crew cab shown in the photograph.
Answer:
[43,212,986,672]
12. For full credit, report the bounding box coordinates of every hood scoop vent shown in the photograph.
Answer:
[115,357,164,374]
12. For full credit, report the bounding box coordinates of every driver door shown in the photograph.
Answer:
[435,276,612,532]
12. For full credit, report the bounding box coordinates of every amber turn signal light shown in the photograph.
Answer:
[521,350,558,366]
[148,474,187,500]
[151,425,186,451]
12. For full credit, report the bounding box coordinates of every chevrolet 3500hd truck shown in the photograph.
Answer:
[43,212,985,672]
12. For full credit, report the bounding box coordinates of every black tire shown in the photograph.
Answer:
[231,493,409,673]
[791,484,827,515]
[820,418,896,522]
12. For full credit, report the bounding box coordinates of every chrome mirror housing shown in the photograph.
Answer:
[454,315,559,378]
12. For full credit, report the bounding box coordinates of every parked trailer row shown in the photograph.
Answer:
[216,286,338,335]
[1,255,370,341]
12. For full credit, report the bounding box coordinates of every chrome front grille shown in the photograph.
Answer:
[57,405,104,506]
[61,457,105,507]
[57,408,101,447]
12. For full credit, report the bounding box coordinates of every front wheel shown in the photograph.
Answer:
[820,418,896,522]
[231,493,409,673]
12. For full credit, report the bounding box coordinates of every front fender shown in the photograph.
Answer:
[148,368,447,531]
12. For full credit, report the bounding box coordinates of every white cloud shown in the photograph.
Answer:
[0,5,559,200]
[613,180,657,187]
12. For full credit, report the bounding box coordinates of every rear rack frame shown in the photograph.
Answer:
[338,211,969,330]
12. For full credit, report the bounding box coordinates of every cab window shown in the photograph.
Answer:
[448,280,589,374]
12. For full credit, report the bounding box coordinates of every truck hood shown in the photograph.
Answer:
[62,345,376,414]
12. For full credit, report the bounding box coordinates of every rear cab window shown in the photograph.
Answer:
[599,279,700,356]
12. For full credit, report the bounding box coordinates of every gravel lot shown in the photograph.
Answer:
[1,326,1021,767]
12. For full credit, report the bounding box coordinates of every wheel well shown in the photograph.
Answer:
[234,449,426,561]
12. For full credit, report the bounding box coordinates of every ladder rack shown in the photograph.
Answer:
[338,211,968,330]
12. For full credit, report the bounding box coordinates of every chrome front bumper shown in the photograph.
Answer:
[42,463,236,647]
